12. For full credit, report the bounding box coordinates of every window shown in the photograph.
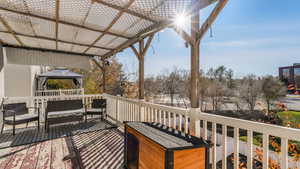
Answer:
[294,68,300,88]
[282,68,290,84]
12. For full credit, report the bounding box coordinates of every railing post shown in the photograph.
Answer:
[115,95,119,121]
[139,100,144,122]
[189,108,201,137]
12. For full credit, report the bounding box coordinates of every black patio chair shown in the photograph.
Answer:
[85,99,106,122]
[1,103,40,135]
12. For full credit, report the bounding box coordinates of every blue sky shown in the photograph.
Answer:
[116,0,300,79]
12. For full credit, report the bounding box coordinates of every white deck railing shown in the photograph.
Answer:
[34,88,84,96]
[1,93,299,169]
[103,94,300,169]
[2,94,102,122]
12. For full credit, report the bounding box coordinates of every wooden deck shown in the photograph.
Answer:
[0,119,116,149]
[0,128,124,169]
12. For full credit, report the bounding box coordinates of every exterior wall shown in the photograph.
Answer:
[0,67,4,97]
[4,64,32,97]
[3,64,42,97]
[0,48,6,98]
[279,65,300,88]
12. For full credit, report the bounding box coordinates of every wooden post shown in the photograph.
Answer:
[91,58,107,93]
[102,65,106,93]
[130,34,154,100]
[190,12,200,108]
[138,39,145,100]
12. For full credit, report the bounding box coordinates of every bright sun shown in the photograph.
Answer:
[173,13,188,28]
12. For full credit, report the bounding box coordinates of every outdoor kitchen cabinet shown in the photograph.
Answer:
[124,122,211,169]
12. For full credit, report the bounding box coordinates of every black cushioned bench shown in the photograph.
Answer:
[45,100,85,131]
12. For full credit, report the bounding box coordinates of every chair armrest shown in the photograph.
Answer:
[4,110,16,121]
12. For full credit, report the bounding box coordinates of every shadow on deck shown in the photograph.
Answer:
[0,119,124,169]
[0,119,117,149]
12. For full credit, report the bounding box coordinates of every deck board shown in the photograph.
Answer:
[0,119,116,149]
[0,120,124,169]
[7,145,29,169]
[61,138,72,169]
[36,140,52,169]
[51,138,65,169]
[20,143,41,169]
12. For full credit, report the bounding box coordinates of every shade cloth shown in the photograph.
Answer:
[5,47,91,70]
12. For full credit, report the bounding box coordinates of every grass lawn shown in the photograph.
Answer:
[240,136,262,147]
[277,111,300,128]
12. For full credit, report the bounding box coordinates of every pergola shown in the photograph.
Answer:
[0,0,228,110]
[36,68,83,90]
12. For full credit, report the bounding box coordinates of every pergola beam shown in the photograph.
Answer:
[3,44,96,57]
[55,0,60,49]
[0,16,24,46]
[102,21,171,58]
[84,0,136,53]
[142,34,154,56]
[198,0,228,41]
[130,45,141,60]
[0,31,113,51]
[91,0,157,23]
[0,7,130,39]
[172,27,194,45]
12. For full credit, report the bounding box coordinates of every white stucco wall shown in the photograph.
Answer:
[0,67,4,98]
[0,48,6,98]
[3,64,42,97]
[4,64,32,97]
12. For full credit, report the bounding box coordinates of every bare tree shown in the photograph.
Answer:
[163,68,183,106]
[205,66,233,111]
[207,80,226,111]
[198,70,210,111]
[238,75,261,112]
[261,76,286,113]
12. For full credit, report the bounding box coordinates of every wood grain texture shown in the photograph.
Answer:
[173,148,206,169]
[35,140,53,169]
[127,126,165,169]
[20,143,41,169]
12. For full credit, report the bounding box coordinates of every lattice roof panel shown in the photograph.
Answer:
[0,9,35,36]
[30,16,56,38]
[0,0,28,13]
[75,28,102,45]
[0,0,216,57]
[94,34,117,47]
[105,37,128,49]
[25,0,56,19]
[71,44,87,53]
[60,0,91,25]
[84,3,119,31]
[18,35,41,48]
[86,47,109,55]
[58,42,72,51]
[0,32,18,45]
[110,13,142,35]
[58,23,78,42]
[38,38,56,49]
[0,21,7,31]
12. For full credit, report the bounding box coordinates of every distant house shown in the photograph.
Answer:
[279,63,300,91]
